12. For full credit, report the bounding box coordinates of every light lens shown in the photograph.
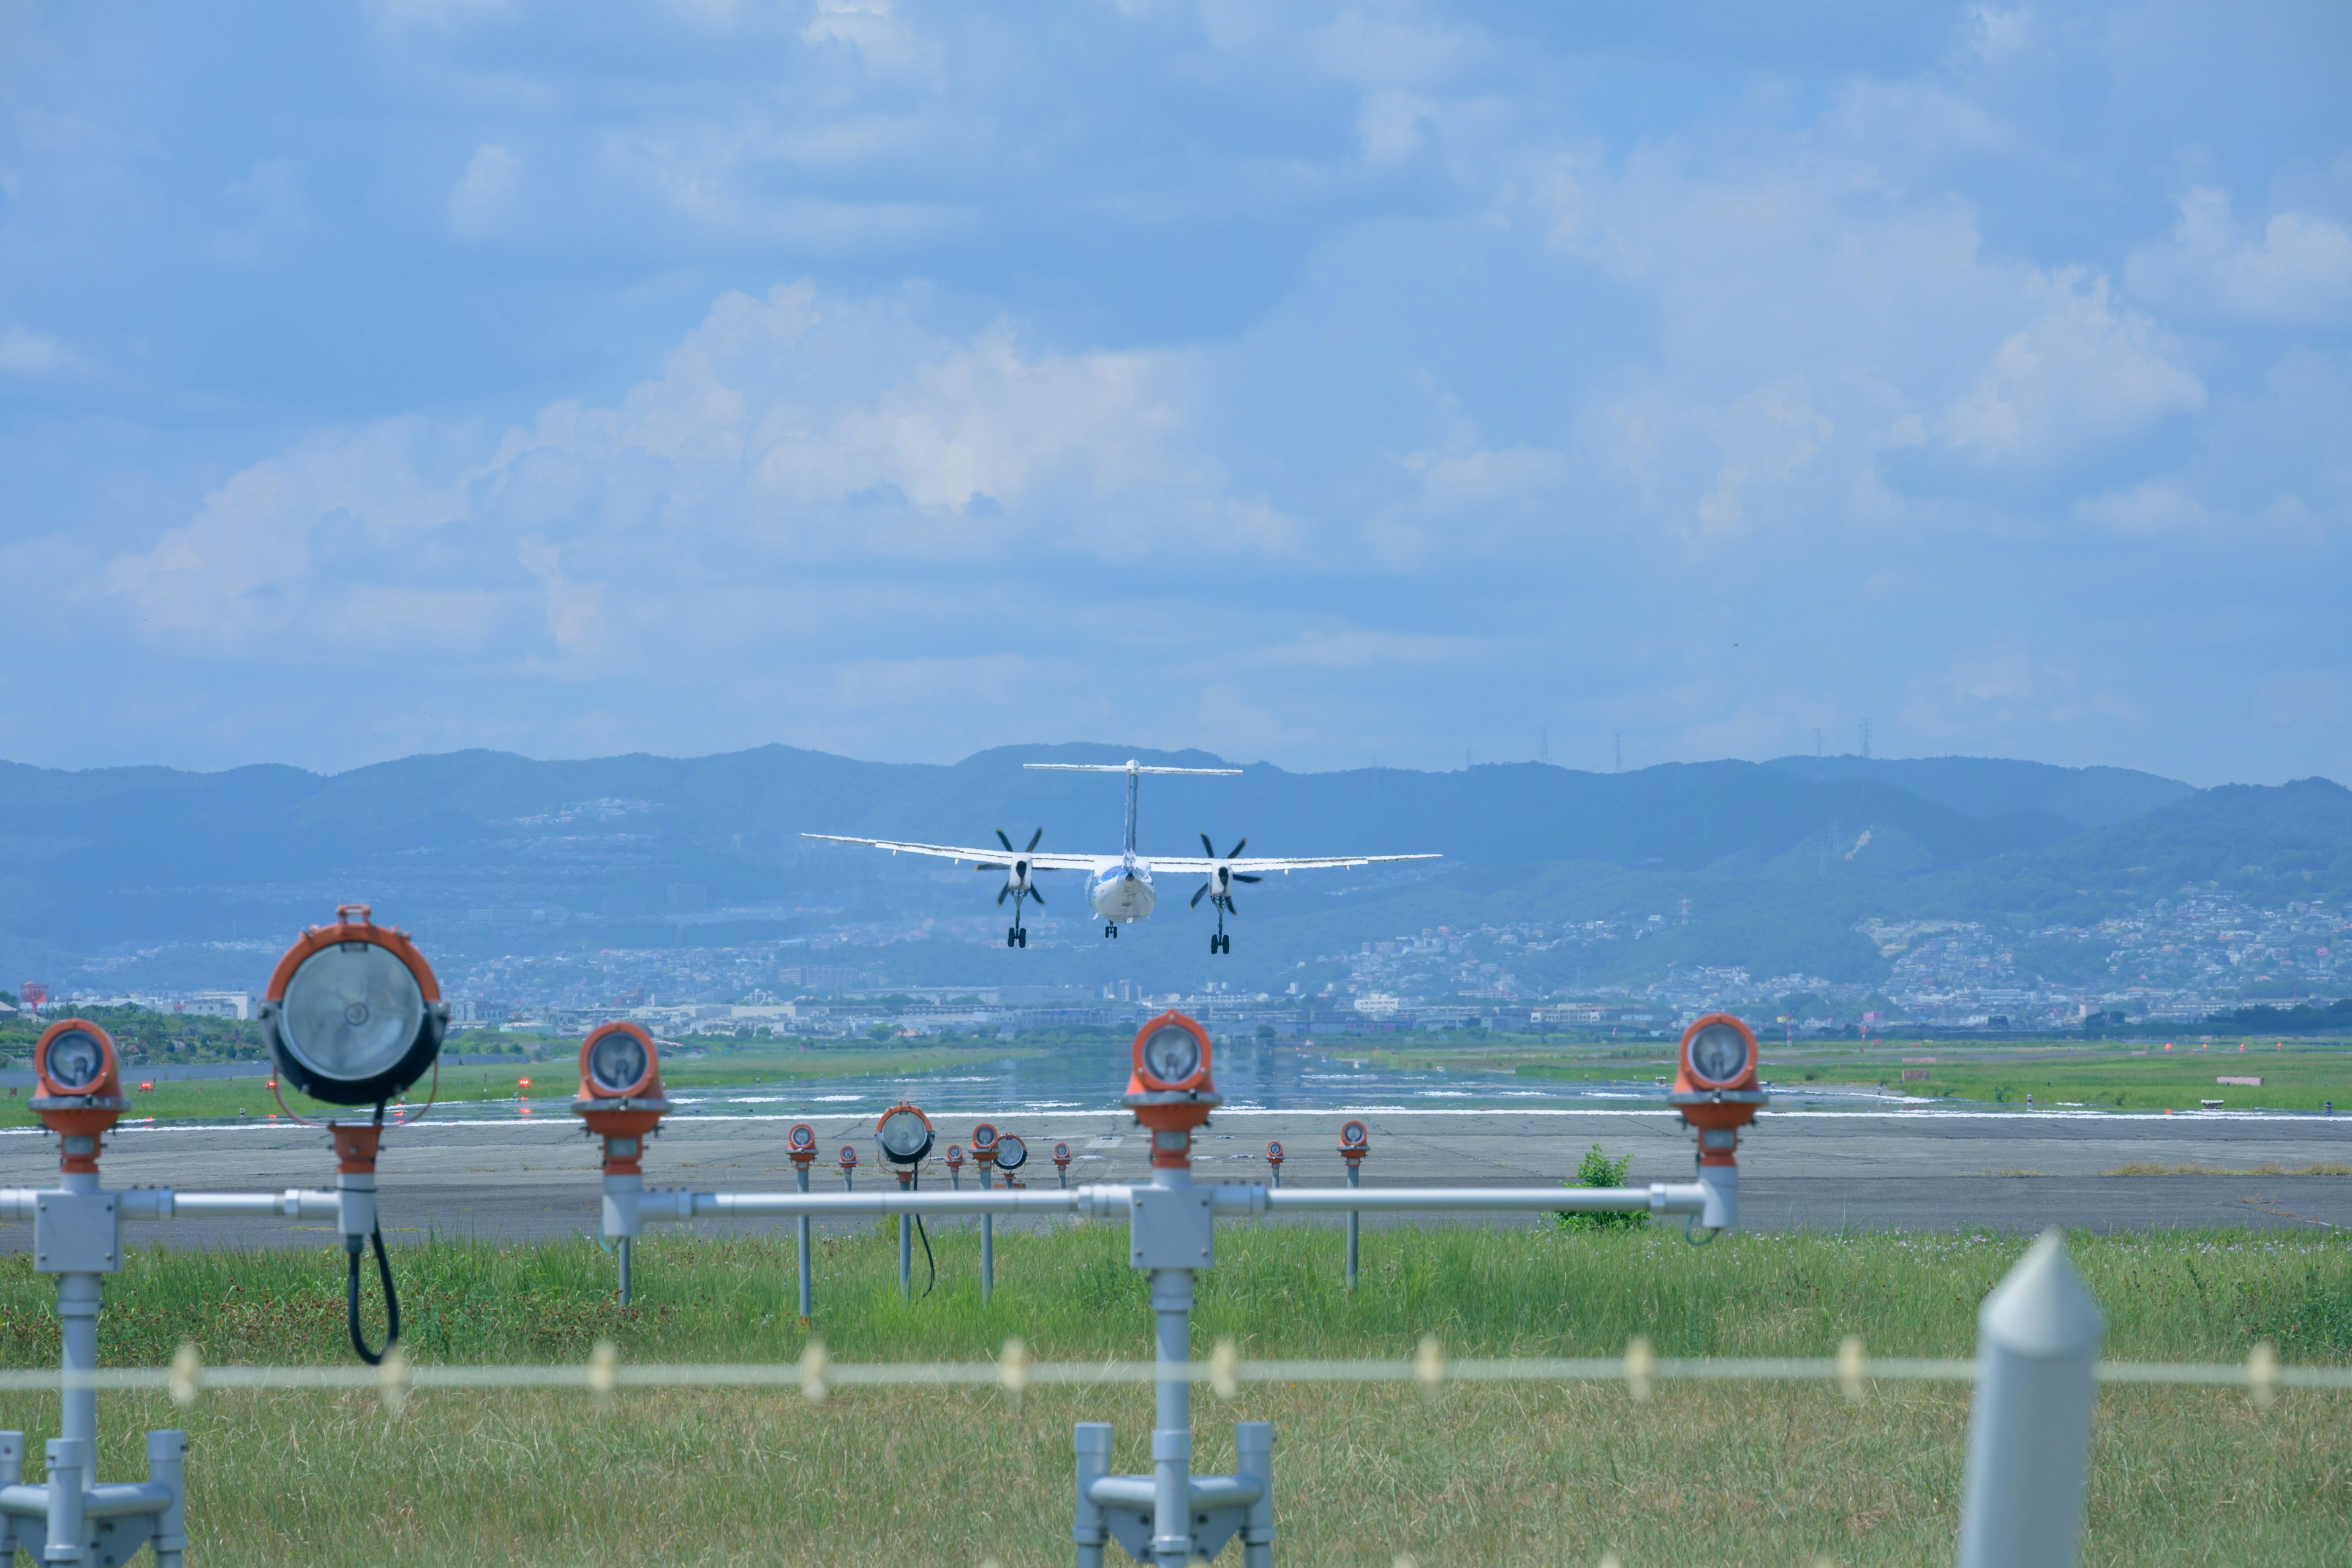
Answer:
[1268,1141,1283,1158]
[279,942,426,1084]
[587,1030,649,1095]
[790,1124,814,1150]
[1140,1025,1201,1085]
[972,1123,998,1149]
[1689,1022,1751,1084]
[997,1134,1028,1170]
[1341,1120,1366,1147]
[43,1029,105,1091]
[877,1109,930,1161]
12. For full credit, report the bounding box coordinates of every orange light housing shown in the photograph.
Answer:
[261,903,445,1106]
[570,1021,668,1175]
[788,1121,818,1166]
[1128,1011,1213,1096]
[32,1020,127,1171]
[1123,1010,1220,1166]
[1677,1012,1760,1093]
[1669,1012,1768,1163]
[578,1022,662,1101]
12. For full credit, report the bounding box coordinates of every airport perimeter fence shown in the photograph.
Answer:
[7,1336,2343,1403]
[4,1324,2345,1566]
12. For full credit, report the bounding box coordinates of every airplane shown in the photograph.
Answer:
[804,759,1438,954]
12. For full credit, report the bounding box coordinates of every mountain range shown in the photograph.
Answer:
[0,745,2344,998]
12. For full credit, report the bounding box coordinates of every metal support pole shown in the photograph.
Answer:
[147,1428,189,1568]
[795,1162,813,1321]
[42,1438,86,1568]
[616,1237,632,1306]
[56,1273,100,1452]
[1954,1231,2104,1568]
[1234,1420,1275,1568]
[979,1162,995,1305]
[1072,1421,1113,1568]
[1148,1266,1194,1568]
[896,1170,914,1300]
[1344,1161,1360,1293]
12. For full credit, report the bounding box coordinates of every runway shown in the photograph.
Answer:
[2,1106,2346,1249]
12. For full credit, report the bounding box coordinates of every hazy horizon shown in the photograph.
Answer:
[0,737,2318,794]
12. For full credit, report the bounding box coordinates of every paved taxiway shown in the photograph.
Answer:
[2,1106,2345,1250]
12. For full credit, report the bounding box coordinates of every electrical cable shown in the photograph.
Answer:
[911,1169,936,1298]
[347,1226,401,1364]
[343,1098,403,1365]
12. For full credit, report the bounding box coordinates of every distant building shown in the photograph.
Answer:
[183,991,255,1021]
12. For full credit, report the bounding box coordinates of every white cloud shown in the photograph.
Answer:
[1695,379,1833,538]
[1940,271,2203,468]
[799,0,930,72]
[100,282,1228,663]
[448,143,521,239]
[0,326,70,377]
[2127,187,2352,328]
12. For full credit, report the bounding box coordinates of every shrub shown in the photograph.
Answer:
[1555,1142,1646,1232]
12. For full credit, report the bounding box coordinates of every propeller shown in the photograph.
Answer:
[987,828,1047,907]
[1191,834,1262,911]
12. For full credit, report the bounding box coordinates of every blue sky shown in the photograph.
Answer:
[2,0,2347,785]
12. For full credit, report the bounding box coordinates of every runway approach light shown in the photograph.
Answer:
[1338,1120,1370,1167]
[945,1144,965,1185]
[996,1133,1029,1174]
[31,1020,129,1172]
[1124,1010,1219,1166]
[1265,1140,1284,1186]
[260,905,447,1106]
[971,1122,1000,1172]
[572,1022,670,1178]
[875,1102,936,1166]
[788,1121,818,1172]
[838,1145,859,1187]
[1668,1012,1768,1169]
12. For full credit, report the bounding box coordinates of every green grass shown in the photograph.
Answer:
[0,1227,2346,1564]
[1366,1036,2352,1113]
[7,1043,1042,1126]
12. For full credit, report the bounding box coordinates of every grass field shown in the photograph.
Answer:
[1359,1035,2352,1114]
[3,1042,1040,1128]
[0,1224,2345,1564]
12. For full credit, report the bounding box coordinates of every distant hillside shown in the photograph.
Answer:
[0,745,2340,997]
[1762,755,2193,827]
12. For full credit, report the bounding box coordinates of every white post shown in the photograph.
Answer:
[1955,1230,2104,1568]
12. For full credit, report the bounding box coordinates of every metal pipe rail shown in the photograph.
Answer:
[632,1186,1114,1222]
[0,1189,340,1222]
[623,1182,1709,1224]
[1264,1184,1706,1215]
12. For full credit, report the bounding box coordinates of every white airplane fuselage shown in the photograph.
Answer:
[1088,859,1157,924]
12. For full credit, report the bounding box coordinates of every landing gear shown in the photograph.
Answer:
[1208,897,1233,955]
[1104,922,1119,939]
[1210,933,1229,955]
[999,884,1039,950]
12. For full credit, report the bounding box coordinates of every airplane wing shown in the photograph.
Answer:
[800,833,1102,870]
[1148,853,1442,873]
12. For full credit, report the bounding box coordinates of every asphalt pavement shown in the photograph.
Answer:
[2,1105,2346,1249]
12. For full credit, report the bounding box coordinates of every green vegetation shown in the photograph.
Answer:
[0,1226,2342,1564]
[1555,1143,1646,1232]
[2,1040,1043,1126]
[1351,1034,2352,1113]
